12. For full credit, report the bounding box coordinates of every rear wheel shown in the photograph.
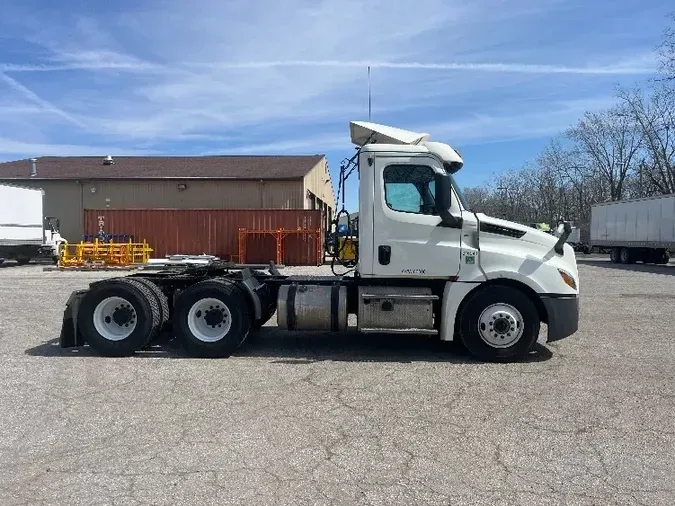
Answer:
[173,279,251,358]
[609,248,620,263]
[458,285,540,362]
[132,277,170,341]
[619,247,634,264]
[78,278,161,356]
[656,249,671,265]
[16,256,31,265]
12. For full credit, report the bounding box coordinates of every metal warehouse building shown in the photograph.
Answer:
[0,154,336,263]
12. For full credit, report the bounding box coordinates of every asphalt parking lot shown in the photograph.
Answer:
[0,258,674,506]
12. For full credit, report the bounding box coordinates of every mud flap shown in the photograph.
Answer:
[59,290,88,348]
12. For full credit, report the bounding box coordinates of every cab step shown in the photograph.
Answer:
[360,328,438,335]
[360,293,439,301]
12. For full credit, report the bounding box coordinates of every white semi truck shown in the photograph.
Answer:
[58,121,580,362]
[590,194,675,264]
[0,182,64,265]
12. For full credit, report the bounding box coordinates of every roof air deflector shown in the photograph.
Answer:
[349,121,430,147]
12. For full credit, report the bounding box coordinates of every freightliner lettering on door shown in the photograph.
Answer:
[401,268,426,274]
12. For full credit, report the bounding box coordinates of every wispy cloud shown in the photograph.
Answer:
[0,61,161,72]
[0,0,671,169]
[1,59,655,75]
[421,96,621,146]
[0,72,84,127]
[192,59,655,75]
[0,138,154,158]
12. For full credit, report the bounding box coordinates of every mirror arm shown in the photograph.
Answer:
[554,221,572,254]
[438,208,463,228]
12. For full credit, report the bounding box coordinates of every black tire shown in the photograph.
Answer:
[458,285,540,363]
[131,277,170,342]
[619,247,633,264]
[247,270,277,332]
[172,279,251,358]
[132,278,170,328]
[656,249,671,265]
[252,303,277,331]
[609,248,620,263]
[78,278,161,356]
[16,256,31,265]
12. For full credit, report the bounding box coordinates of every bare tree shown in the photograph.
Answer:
[463,185,500,216]
[657,13,675,82]
[618,87,675,195]
[566,105,643,201]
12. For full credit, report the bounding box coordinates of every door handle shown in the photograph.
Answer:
[378,245,391,265]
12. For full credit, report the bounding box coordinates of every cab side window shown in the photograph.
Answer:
[383,164,437,215]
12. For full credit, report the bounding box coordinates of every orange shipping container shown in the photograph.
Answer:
[84,209,324,266]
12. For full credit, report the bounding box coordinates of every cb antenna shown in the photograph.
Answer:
[367,65,371,121]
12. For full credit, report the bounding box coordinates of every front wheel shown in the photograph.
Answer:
[458,285,540,362]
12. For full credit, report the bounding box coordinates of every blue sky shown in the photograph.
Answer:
[0,0,671,211]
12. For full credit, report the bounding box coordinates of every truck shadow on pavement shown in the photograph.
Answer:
[26,329,553,364]
[577,258,675,276]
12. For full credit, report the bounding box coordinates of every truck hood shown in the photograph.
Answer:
[475,213,559,249]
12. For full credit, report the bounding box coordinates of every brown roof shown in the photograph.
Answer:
[0,155,325,180]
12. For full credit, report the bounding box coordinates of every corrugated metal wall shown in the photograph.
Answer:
[84,209,324,265]
[303,159,336,210]
[82,180,304,210]
[0,179,307,244]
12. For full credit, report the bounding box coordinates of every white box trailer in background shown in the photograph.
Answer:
[590,194,675,264]
[0,183,63,265]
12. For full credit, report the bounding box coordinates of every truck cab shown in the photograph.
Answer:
[58,121,580,363]
[352,121,580,354]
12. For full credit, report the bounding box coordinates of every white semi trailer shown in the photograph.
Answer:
[0,183,64,265]
[590,194,675,264]
[58,121,580,363]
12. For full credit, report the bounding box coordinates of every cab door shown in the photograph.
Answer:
[369,154,463,279]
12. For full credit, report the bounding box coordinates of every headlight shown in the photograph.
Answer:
[558,268,577,290]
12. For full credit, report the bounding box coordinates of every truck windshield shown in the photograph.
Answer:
[449,173,471,211]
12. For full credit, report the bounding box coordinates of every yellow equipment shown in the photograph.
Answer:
[59,238,153,268]
[338,237,358,263]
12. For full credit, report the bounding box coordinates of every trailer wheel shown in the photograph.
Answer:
[656,249,670,265]
[619,247,634,264]
[78,278,161,356]
[609,248,620,263]
[173,279,251,358]
[458,285,540,362]
[16,256,31,265]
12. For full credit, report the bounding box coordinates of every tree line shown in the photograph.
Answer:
[463,15,675,241]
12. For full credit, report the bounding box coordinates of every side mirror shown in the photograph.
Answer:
[434,173,462,228]
[434,172,452,213]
